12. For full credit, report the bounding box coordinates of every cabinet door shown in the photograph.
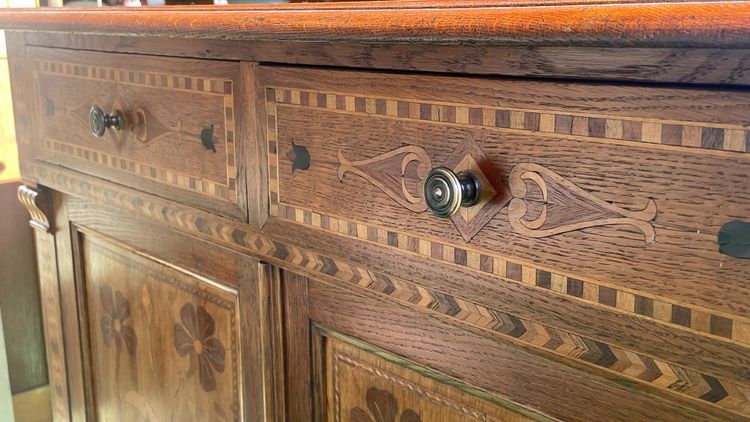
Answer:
[81,235,242,421]
[274,271,545,422]
[319,332,539,422]
[50,194,276,421]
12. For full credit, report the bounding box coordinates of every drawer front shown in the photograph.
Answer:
[260,67,750,419]
[29,47,244,219]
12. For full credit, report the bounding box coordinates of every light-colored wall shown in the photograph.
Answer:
[0,310,15,422]
[0,9,41,422]
[0,0,38,184]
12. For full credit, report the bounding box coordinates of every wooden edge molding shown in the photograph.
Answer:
[1,2,750,48]
[20,33,750,86]
[30,163,750,418]
[17,184,50,232]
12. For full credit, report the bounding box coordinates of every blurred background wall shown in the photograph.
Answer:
[0,0,51,420]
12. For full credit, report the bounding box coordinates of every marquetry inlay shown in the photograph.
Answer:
[264,87,746,348]
[33,165,750,418]
[35,59,238,203]
[267,87,750,155]
[44,139,234,201]
[87,237,241,421]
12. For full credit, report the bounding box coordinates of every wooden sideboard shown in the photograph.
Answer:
[1,2,750,421]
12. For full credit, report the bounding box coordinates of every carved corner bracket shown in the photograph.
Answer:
[17,184,51,232]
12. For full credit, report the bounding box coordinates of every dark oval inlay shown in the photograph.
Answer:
[201,125,216,152]
[718,220,750,259]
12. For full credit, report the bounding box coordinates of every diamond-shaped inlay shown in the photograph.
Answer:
[454,154,496,223]
[442,136,510,242]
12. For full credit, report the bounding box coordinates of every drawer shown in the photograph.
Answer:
[259,67,750,418]
[29,47,246,220]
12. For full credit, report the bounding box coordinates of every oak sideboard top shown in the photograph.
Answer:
[0,1,749,48]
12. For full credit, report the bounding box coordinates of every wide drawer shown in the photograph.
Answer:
[29,47,245,220]
[259,67,750,418]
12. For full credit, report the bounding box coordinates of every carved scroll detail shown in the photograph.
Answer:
[508,163,657,244]
[337,146,432,212]
[17,185,50,232]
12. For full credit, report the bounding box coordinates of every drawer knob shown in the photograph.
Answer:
[89,106,124,137]
[424,167,480,218]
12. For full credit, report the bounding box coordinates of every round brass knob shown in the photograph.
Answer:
[423,167,480,218]
[89,106,124,137]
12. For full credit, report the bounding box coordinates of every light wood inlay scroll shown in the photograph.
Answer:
[334,143,657,244]
[337,146,432,213]
[258,86,750,346]
[508,163,658,245]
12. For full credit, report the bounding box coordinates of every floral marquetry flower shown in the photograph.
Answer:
[173,303,225,392]
[351,387,422,422]
[99,284,137,381]
[100,285,137,358]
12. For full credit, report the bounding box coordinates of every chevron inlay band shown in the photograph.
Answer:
[34,165,750,418]
[264,89,750,349]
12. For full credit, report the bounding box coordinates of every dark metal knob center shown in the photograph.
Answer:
[89,106,124,137]
[424,167,480,218]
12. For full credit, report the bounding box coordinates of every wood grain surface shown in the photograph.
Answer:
[1,2,750,47]
[16,185,69,422]
[28,47,248,221]
[261,66,750,329]
[309,279,742,421]
[21,32,750,86]
[321,330,541,422]
[50,195,280,421]
[8,20,750,421]
[29,163,750,420]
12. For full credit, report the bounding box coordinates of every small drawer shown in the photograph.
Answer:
[29,47,245,220]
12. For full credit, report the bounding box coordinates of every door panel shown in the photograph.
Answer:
[320,331,540,422]
[80,234,241,421]
[49,193,278,422]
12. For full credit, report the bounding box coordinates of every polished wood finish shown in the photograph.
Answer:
[21,32,750,86]
[320,330,538,422]
[28,47,247,221]
[17,185,69,422]
[4,5,750,421]
[261,66,750,320]
[79,234,242,421]
[1,2,750,48]
[16,189,278,421]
